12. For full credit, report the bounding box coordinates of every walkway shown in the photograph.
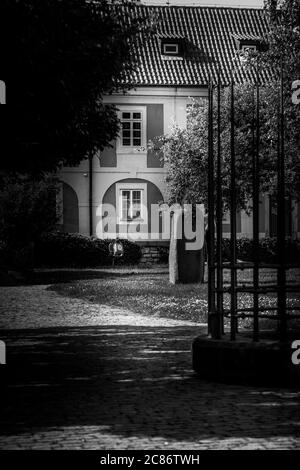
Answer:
[0,284,299,450]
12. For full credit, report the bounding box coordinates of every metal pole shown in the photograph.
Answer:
[216,74,223,337]
[89,154,93,237]
[253,58,260,341]
[207,81,217,337]
[230,76,237,341]
[277,61,287,341]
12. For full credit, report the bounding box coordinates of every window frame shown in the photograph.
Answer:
[241,44,257,53]
[120,189,142,222]
[117,106,147,154]
[162,43,179,56]
[116,182,147,224]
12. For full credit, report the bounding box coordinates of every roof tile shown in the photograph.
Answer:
[120,5,271,87]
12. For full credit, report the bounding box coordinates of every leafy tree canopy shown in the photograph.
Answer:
[158,0,300,212]
[264,0,300,78]
[0,174,59,249]
[0,0,152,174]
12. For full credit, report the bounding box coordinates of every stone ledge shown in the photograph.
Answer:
[192,335,300,386]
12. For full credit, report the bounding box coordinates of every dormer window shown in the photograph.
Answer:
[159,34,184,57]
[241,44,257,53]
[163,43,179,56]
[231,33,267,54]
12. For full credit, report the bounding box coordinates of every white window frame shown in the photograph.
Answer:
[117,106,147,154]
[163,43,179,55]
[116,182,147,225]
[241,44,257,53]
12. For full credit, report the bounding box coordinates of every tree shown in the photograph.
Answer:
[0,0,152,174]
[0,174,59,269]
[158,0,300,212]
[264,0,300,78]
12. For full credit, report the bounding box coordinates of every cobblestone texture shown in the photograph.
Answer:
[0,284,300,450]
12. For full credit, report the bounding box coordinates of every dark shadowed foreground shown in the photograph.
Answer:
[0,284,300,449]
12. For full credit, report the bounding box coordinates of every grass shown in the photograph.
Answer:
[49,267,300,332]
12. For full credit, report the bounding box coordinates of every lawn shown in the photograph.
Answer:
[49,268,300,332]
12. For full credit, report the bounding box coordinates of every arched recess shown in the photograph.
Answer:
[102,178,164,236]
[62,182,79,233]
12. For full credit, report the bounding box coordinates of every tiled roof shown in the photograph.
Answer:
[120,5,271,87]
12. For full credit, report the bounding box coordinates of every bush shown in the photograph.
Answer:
[34,232,141,268]
[220,237,300,264]
[157,246,169,264]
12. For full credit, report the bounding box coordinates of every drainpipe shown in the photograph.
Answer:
[88,154,93,236]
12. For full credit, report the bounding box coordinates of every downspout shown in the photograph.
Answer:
[88,154,93,237]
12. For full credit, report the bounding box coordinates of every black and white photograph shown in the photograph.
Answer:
[0,0,300,458]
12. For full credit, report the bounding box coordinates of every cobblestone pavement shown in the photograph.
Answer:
[0,285,300,450]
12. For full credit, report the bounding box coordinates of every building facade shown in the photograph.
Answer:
[58,5,300,246]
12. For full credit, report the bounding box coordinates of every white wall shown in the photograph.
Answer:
[59,86,208,237]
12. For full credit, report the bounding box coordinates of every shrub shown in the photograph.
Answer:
[34,232,141,268]
[220,237,300,264]
[157,246,169,264]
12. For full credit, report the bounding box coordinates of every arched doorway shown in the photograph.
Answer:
[62,182,79,233]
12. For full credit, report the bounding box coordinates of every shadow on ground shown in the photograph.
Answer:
[0,325,300,447]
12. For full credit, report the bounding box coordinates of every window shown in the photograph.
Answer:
[121,189,142,221]
[241,44,257,53]
[162,43,179,55]
[118,107,146,152]
[121,111,142,147]
[116,182,147,225]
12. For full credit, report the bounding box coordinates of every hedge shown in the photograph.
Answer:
[34,232,142,267]
[221,237,300,264]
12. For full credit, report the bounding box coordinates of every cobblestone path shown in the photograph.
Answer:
[0,285,300,450]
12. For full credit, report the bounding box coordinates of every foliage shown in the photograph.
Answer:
[0,174,59,269]
[157,246,169,264]
[0,0,153,174]
[0,174,59,249]
[158,84,300,212]
[158,0,300,212]
[34,232,142,267]
[221,236,300,264]
[263,0,300,78]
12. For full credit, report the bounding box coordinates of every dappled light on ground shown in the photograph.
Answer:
[1,324,300,449]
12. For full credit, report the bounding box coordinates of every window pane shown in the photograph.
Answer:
[164,43,178,53]
[132,190,141,202]
[121,191,130,220]
[132,208,141,219]
[120,110,143,148]
[132,190,141,219]
[122,190,130,199]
